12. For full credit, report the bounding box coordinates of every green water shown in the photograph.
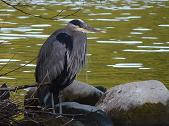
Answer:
[0,0,169,89]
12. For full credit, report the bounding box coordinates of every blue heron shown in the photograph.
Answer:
[35,19,98,114]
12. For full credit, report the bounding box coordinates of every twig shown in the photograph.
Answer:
[0,82,51,92]
[57,9,81,20]
[50,8,65,19]
[1,0,81,20]
[0,56,37,77]
[27,110,85,118]
[0,54,15,72]
[0,84,37,91]
[62,118,74,126]
[1,0,52,20]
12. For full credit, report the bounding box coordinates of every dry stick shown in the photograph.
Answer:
[57,9,81,20]
[0,82,51,92]
[1,0,80,20]
[1,0,52,20]
[0,84,37,91]
[0,54,15,72]
[51,6,69,19]
[27,110,85,118]
[0,56,37,77]
[62,118,74,126]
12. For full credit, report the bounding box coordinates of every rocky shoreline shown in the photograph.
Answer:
[1,80,169,126]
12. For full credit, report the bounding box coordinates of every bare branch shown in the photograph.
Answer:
[0,54,15,72]
[0,83,37,91]
[0,56,37,77]
[1,0,81,20]
[57,9,81,20]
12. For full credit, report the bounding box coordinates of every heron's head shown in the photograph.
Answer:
[67,19,99,33]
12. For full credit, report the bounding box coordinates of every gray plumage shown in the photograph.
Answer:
[35,19,96,107]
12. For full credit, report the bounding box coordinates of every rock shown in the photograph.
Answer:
[24,80,104,106]
[54,102,113,126]
[25,102,113,126]
[96,80,169,126]
[95,86,107,93]
[62,80,104,105]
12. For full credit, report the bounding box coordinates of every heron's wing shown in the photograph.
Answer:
[35,32,74,86]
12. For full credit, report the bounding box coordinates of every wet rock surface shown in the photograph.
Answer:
[96,80,169,126]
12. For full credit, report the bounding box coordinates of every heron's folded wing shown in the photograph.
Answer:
[35,32,73,84]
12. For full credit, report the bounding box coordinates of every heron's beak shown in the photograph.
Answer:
[84,25,101,33]
[77,25,103,33]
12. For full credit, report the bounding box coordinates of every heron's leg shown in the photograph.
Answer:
[58,91,63,115]
[51,93,56,114]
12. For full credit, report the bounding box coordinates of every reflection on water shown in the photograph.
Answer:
[0,33,49,39]
[123,49,169,52]
[107,63,143,68]
[23,70,34,73]
[133,27,152,31]
[0,0,169,88]
[0,59,20,62]
[113,57,126,60]
[138,46,169,49]
[0,76,16,80]
[97,40,142,44]
[20,64,36,67]
[158,24,169,27]
[1,27,44,32]
[141,37,158,40]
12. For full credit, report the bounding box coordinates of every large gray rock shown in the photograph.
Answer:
[96,80,169,126]
[62,80,104,105]
[24,80,104,106]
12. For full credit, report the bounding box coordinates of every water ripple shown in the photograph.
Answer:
[1,27,44,33]
[89,18,120,22]
[133,27,152,31]
[20,64,36,67]
[158,24,169,27]
[0,76,16,80]
[123,49,169,52]
[141,37,158,39]
[0,33,49,39]
[31,24,51,27]
[107,63,143,68]
[138,46,169,49]
[0,9,16,12]
[88,13,112,16]
[0,59,20,62]
[0,21,18,24]
[113,57,126,60]
[97,40,142,44]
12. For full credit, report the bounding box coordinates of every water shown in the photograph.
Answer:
[0,0,169,88]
